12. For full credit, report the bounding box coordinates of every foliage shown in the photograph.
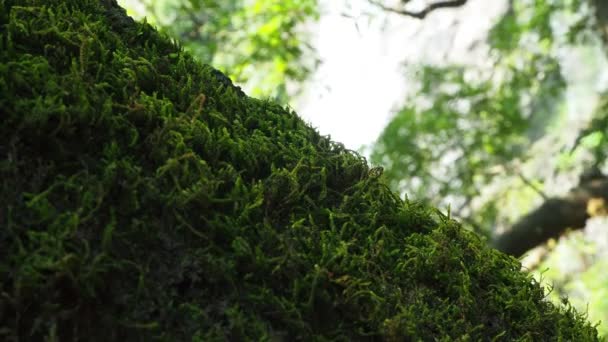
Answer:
[370,60,563,236]
[530,219,608,338]
[0,0,600,340]
[570,93,608,168]
[120,0,320,102]
[370,0,604,233]
[369,0,608,335]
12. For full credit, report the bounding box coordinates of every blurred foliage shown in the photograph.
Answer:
[370,0,578,235]
[369,0,608,335]
[570,94,608,166]
[371,0,603,233]
[532,220,608,337]
[370,59,563,235]
[119,0,320,102]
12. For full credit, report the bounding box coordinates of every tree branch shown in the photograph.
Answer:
[492,176,608,257]
[369,0,468,19]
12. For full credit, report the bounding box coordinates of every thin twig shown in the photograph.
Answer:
[369,0,468,19]
[518,173,548,200]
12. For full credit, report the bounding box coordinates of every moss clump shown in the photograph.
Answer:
[0,0,600,340]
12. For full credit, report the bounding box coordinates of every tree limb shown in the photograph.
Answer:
[369,0,468,19]
[492,177,608,257]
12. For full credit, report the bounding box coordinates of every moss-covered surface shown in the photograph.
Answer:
[0,0,600,340]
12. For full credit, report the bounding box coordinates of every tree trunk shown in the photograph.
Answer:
[0,0,599,340]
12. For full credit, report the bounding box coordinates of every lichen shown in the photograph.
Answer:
[0,0,600,340]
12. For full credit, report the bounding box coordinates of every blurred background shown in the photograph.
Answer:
[118,0,608,336]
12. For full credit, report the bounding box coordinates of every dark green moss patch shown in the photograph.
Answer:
[0,0,600,340]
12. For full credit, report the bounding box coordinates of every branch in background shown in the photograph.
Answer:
[369,0,468,19]
[492,176,608,257]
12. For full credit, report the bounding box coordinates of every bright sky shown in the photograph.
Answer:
[294,1,410,153]
[295,0,508,153]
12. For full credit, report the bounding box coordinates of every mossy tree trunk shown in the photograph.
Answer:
[0,0,600,340]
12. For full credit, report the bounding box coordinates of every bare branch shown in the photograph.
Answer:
[369,0,468,19]
[492,176,608,257]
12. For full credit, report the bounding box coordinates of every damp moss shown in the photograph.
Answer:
[0,0,600,340]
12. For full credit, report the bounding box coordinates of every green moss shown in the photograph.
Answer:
[0,0,600,340]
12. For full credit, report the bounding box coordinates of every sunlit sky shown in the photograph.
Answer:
[294,1,410,152]
[295,0,508,153]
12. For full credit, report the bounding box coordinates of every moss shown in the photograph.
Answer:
[0,0,600,340]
